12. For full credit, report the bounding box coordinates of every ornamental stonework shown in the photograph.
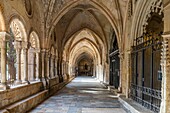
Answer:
[24,0,32,16]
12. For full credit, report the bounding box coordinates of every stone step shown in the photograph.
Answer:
[119,96,154,113]
[0,90,48,113]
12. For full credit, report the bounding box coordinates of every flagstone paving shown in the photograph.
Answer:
[29,76,130,113]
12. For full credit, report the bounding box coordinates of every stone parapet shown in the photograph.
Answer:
[0,82,43,109]
[0,90,48,113]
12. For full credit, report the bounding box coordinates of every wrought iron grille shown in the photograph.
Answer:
[133,33,163,52]
[131,83,161,112]
[131,32,162,113]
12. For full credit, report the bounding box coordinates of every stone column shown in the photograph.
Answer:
[41,50,46,79]
[66,61,69,74]
[14,41,22,84]
[160,4,170,112]
[32,53,36,81]
[36,51,40,81]
[22,47,29,84]
[54,57,56,77]
[46,53,50,78]
[125,50,131,98]
[62,61,65,75]
[52,56,54,78]
[63,60,65,75]
[28,48,35,81]
[55,58,58,76]
[22,42,29,84]
[50,55,54,78]
[118,52,124,92]
[58,57,63,82]
[0,32,10,90]
[160,34,170,113]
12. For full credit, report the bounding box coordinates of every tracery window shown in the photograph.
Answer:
[30,33,36,48]
[11,21,22,41]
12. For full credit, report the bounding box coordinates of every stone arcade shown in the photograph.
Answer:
[0,0,170,113]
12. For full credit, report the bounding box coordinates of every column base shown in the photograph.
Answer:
[35,78,40,81]
[22,80,30,84]
[41,77,49,89]
[29,78,36,82]
[0,83,10,90]
[118,87,122,93]
[15,80,22,85]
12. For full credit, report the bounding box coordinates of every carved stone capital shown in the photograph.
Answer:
[22,48,28,55]
[14,40,22,50]
[35,48,40,53]
[0,32,10,48]
[51,55,55,59]
[22,41,28,49]
[0,32,10,42]
[28,47,36,53]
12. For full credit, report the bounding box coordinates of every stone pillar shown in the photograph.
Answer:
[62,61,64,75]
[160,34,170,113]
[66,61,69,74]
[58,57,63,82]
[125,50,131,98]
[14,41,22,84]
[54,57,56,77]
[41,50,46,79]
[160,4,170,112]
[28,48,35,81]
[55,58,58,76]
[31,52,36,81]
[46,53,50,78]
[50,55,55,78]
[118,52,124,93]
[22,47,29,84]
[36,52,40,80]
[0,32,10,90]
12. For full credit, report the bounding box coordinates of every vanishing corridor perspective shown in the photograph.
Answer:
[29,77,128,113]
[0,0,169,113]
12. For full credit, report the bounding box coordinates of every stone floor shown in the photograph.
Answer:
[29,76,129,113]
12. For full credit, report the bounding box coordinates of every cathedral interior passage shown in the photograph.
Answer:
[0,0,169,113]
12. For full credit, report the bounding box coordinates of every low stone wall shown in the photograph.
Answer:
[63,74,68,81]
[48,76,75,96]
[0,82,43,109]
[49,77,60,95]
[5,90,48,113]
[0,75,75,113]
[49,77,59,87]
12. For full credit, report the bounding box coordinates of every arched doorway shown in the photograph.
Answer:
[77,57,93,76]
[131,12,163,112]
[109,34,120,89]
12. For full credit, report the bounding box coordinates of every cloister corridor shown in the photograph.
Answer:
[29,76,128,113]
[2,0,170,113]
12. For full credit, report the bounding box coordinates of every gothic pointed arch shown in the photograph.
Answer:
[130,0,163,112]
[47,0,122,50]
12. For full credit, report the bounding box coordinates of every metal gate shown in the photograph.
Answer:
[131,32,162,112]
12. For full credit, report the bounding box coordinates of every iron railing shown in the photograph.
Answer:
[131,83,161,112]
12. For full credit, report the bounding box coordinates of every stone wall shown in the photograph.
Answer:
[0,82,43,109]
[48,77,60,96]
[4,90,48,113]
[0,76,75,113]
